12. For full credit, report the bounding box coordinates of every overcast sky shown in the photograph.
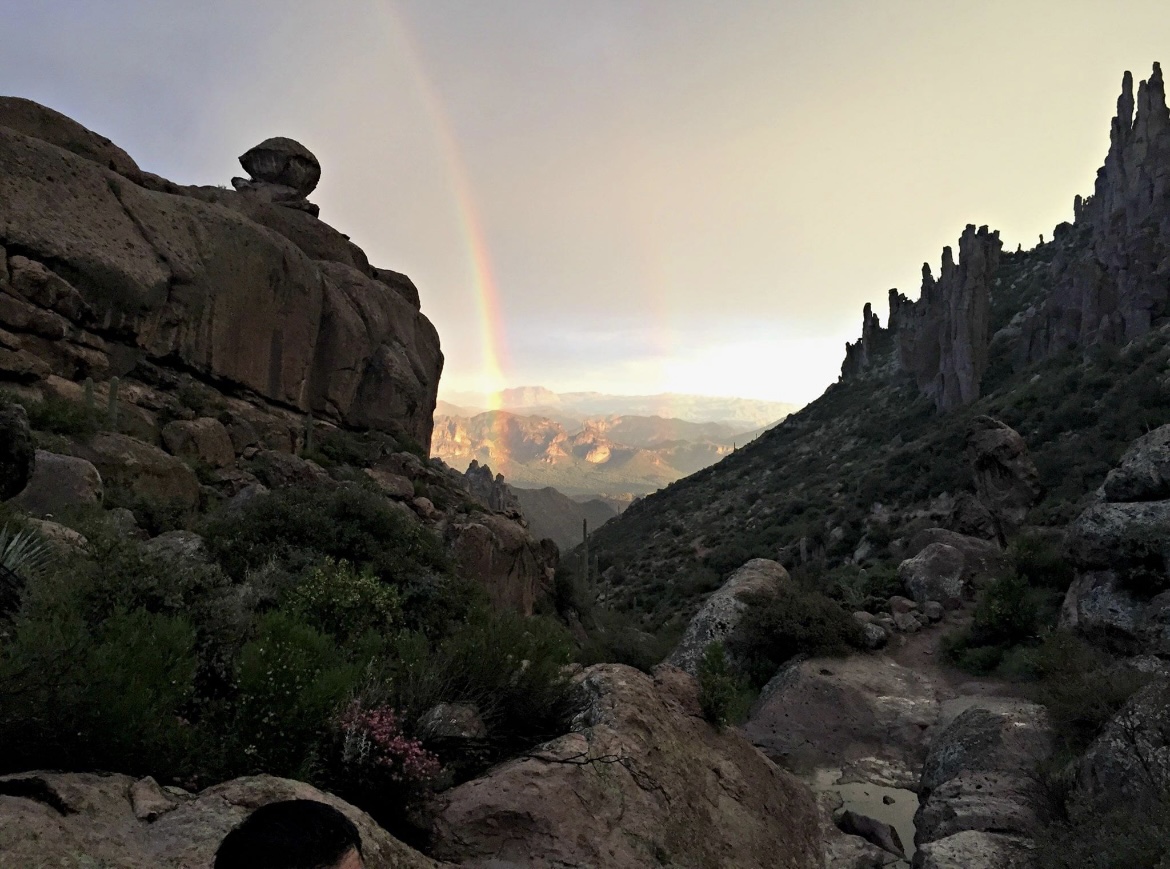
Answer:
[4,1,1169,404]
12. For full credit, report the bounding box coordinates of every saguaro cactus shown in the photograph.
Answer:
[106,377,120,429]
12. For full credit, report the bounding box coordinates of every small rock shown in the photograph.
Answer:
[143,531,207,565]
[836,809,905,859]
[130,776,179,822]
[412,496,439,520]
[882,795,895,805]
[923,601,945,622]
[860,622,889,650]
[889,596,919,614]
[364,468,415,500]
[892,611,921,633]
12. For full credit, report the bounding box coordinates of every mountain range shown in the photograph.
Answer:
[431,400,784,497]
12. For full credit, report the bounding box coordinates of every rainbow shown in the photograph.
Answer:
[370,3,509,412]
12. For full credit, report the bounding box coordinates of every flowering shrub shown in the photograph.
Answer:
[338,702,440,785]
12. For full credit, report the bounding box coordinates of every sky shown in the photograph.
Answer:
[3,1,1169,406]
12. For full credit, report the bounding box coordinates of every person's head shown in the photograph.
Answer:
[214,799,364,869]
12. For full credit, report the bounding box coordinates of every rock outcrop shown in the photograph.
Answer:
[0,98,442,447]
[445,512,556,616]
[913,699,1052,867]
[1017,64,1170,362]
[461,459,523,517]
[966,417,1041,541]
[666,557,788,675]
[1061,423,1170,655]
[896,225,1002,411]
[0,402,34,500]
[743,655,941,787]
[428,664,825,869]
[0,771,438,868]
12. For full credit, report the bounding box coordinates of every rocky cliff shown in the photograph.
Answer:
[842,64,1169,414]
[0,97,442,446]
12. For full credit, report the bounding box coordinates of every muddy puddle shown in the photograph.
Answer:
[812,768,918,866]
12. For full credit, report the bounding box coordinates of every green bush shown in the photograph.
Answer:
[202,486,472,636]
[728,588,864,688]
[281,559,402,645]
[1035,796,1170,868]
[231,611,360,778]
[22,393,102,437]
[1009,532,1075,590]
[0,606,199,776]
[697,642,743,728]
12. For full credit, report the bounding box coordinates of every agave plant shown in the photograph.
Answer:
[0,523,50,578]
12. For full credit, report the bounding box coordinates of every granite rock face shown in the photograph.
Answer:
[1018,64,1170,361]
[429,664,825,869]
[0,99,442,448]
[1062,423,1170,654]
[913,699,1052,866]
[461,459,524,517]
[896,226,1002,411]
[666,558,789,675]
[966,417,1041,540]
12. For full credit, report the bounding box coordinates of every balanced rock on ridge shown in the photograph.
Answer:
[239,137,321,196]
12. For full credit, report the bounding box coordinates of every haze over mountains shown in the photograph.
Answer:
[433,387,796,497]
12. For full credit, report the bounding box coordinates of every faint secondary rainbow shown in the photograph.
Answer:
[372,2,509,411]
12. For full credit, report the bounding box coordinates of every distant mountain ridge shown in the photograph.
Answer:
[439,387,799,430]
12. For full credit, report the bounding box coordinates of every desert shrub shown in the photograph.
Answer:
[828,563,901,612]
[728,588,864,688]
[1009,532,1074,590]
[1034,798,1170,869]
[0,606,199,776]
[578,609,680,673]
[21,393,102,437]
[380,611,577,757]
[202,486,472,636]
[102,486,192,536]
[943,573,1055,674]
[230,611,360,778]
[697,642,743,727]
[281,559,402,645]
[322,701,442,835]
[1026,631,1152,754]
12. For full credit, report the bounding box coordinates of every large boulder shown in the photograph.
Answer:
[79,433,200,509]
[1061,427,1170,655]
[966,417,1040,540]
[1103,424,1170,502]
[1074,678,1170,806]
[742,655,941,787]
[445,513,553,615]
[429,664,824,869]
[238,137,321,197]
[0,104,443,447]
[0,771,438,868]
[666,558,788,675]
[915,699,1051,855]
[0,403,35,500]
[897,543,966,609]
[1059,570,1170,655]
[1065,500,1170,576]
[907,528,1010,589]
[161,417,236,469]
[10,450,102,516]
